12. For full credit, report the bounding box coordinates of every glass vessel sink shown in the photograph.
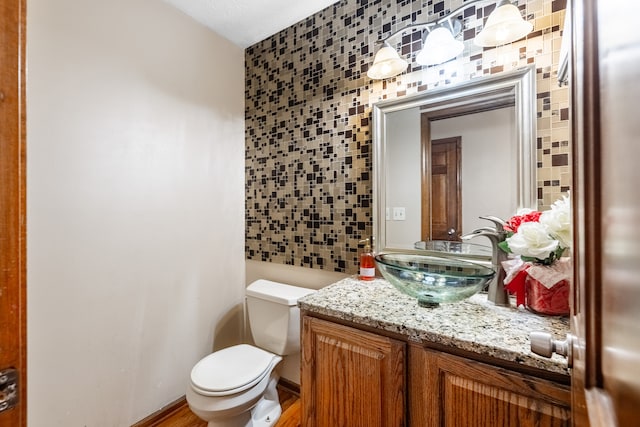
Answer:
[414,240,492,260]
[374,253,496,308]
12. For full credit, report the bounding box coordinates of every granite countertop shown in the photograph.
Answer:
[298,277,570,376]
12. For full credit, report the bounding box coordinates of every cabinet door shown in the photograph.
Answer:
[301,316,405,427]
[409,346,570,427]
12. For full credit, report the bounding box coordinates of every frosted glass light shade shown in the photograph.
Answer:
[416,26,464,66]
[474,1,533,47]
[367,44,409,80]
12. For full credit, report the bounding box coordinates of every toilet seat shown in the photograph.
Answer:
[190,344,279,397]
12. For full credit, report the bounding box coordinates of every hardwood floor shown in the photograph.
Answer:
[144,384,300,427]
[272,387,301,427]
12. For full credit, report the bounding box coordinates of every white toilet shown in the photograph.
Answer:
[186,279,315,427]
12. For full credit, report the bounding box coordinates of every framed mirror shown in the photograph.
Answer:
[373,66,537,254]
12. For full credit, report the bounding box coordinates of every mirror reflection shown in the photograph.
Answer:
[373,66,537,254]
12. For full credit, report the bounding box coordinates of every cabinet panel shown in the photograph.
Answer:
[301,316,405,427]
[441,373,569,427]
[409,346,570,427]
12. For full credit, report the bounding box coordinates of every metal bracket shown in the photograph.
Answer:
[0,368,18,412]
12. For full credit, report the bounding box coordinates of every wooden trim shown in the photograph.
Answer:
[407,341,430,426]
[584,389,618,427]
[570,0,605,425]
[577,0,603,390]
[0,0,27,425]
[19,0,27,418]
[132,396,189,427]
[277,377,300,397]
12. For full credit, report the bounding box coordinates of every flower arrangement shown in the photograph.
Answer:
[499,193,571,265]
[499,193,572,315]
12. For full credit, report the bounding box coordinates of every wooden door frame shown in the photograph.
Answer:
[570,0,601,424]
[570,0,626,425]
[0,0,27,425]
[570,0,640,425]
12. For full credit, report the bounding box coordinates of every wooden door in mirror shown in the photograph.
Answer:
[423,135,461,241]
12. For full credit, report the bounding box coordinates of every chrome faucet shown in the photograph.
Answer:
[461,216,510,306]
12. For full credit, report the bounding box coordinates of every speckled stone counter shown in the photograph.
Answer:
[298,277,570,376]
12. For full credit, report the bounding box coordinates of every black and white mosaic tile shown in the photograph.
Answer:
[245,0,570,274]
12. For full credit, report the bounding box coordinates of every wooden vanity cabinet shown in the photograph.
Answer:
[301,316,406,427]
[408,345,571,427]
[301,313,570,427]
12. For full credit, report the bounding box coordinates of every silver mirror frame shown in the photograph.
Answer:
[372,66,537,253]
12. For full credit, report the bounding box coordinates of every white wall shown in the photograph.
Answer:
[26,0,245,425]
[385,108,422,248]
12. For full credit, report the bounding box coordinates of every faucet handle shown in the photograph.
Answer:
[479,215,506,232]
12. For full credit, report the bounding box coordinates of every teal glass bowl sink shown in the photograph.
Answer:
[374,253,496,307]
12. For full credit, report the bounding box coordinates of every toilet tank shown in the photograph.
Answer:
[246,279,316,356]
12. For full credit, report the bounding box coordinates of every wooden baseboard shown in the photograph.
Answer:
[131,396,189,427]
[277,378,300,396]
[131,379,300,426]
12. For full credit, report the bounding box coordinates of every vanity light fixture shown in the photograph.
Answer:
[367,42,409,80]
[367,0,533,80]
[416,19,464,66]
[474,0,534,47]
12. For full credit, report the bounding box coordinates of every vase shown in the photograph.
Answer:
[525,274,570,316]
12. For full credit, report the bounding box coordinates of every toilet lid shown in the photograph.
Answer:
[190,344,278,396]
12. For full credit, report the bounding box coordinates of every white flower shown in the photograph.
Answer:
[539,193,571,249]
[506,221,559,259]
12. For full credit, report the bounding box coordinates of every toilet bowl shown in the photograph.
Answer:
[187,344,282,426]
[186,280,315,427]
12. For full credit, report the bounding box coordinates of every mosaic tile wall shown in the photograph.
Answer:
[245,0,570,274]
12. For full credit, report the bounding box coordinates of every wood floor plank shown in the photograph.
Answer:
[275,399,301,427]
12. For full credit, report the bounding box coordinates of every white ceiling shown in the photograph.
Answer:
[164,0,339,48]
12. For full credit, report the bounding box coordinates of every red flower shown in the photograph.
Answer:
[504,211,542,233]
